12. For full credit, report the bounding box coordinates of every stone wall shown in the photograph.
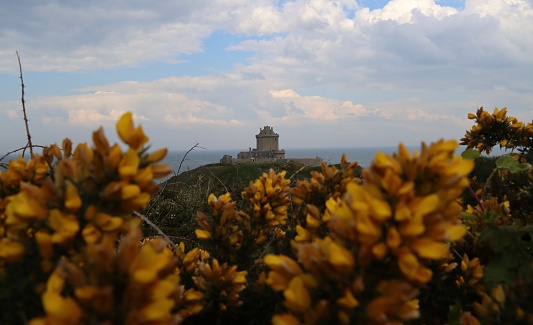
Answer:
[288,158,324,167]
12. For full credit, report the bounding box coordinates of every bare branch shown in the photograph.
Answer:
[177,142,207,175]
[156,142,206,195]
[289,164,308,180]
[16,51,33,157]
[0,145,47,169]
[133,211,175,246]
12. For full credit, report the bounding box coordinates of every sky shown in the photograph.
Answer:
[0,0,532,154]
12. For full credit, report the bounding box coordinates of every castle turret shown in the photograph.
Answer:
[256,126,279,151]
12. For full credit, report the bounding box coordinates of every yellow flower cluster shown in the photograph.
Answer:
[461,107,533,155]
[473,284,507,321]
[0,112,213,324]
[365,280,420,324]
[1,113,170,264]
[191,194,250,314]
[463,197,512,230]
[329,140,472,282]
[455,254,484,292]
[291,154,360,207]
[30,226,203,325]
[291,154,360,243]
[241,169,291,244]
[193,258,248,312]
[265,140,473,324]
[191,171,296,318]
[5,104,530,323]
[196,193,247,259]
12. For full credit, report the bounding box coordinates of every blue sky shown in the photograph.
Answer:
[1,0,532,154]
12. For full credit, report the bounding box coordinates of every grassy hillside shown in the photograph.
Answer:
[142,161,361,242]
[164,161,326,192]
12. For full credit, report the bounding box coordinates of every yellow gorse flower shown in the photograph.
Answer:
[4,105,525,324]
[0,112,186,324]
[455,254,484,292]
[193,258,248,312]
[265,140,473,324]
[242,169,291,244]
[39,266,83,325]
[116,112,149,150]
[195,193,246,259]
[461,107,533,154]
[0,238,25,262]
[328,140,473,283]
[365,280,420,324]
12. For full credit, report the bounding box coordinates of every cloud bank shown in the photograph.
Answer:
[1,0,532,152]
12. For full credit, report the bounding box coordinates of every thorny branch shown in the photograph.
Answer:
[16,51,34,157]
[133,211,176,247]
[167,142,206,192]
[0,145,47,169]
[0,53,44,169]
[154,142,206,194]
[177,142,207,175]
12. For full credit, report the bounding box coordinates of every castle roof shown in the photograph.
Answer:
[256,126,278,137]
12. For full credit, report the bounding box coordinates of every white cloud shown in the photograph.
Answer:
[1,0,532,152]
[1,1,216,72]
[267,88,370,122]
[34,86,237,128]
[6,109,18,119]
[0,74,481,151]
[67,109,127,125]
[225,0,533,94]
[4,0,532,83]
[336,101,368,117]
[358,0,458,24]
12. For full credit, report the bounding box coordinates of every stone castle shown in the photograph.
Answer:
[220,126,323,166]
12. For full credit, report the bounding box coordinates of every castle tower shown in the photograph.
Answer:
[256,126,279,151]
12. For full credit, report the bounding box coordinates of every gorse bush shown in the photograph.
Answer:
[461,106,533,157]
[1,107,533,324]
[0,113,205,324]
[264,140,473,325]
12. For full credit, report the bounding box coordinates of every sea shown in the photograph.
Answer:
[162,145,508,177]
[2,145,503,180]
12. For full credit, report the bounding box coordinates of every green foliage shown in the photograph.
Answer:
[495,155,532,173]
[479,226,533,289]
[461,149,481,160]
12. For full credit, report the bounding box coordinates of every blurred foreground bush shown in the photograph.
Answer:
[0,113,205,324]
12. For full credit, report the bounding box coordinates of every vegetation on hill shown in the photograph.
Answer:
[142,162,362,242]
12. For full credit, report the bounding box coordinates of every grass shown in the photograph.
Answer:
[141,161,358,243]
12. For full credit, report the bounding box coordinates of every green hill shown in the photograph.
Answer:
[142,161,361,242]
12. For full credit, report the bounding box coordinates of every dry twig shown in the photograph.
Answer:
[177,142,206,175]
[0,145,47,169]
[166,142,206,192]
[289,164,308,180]
[16,51,34,157]
[133,211,175,246]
